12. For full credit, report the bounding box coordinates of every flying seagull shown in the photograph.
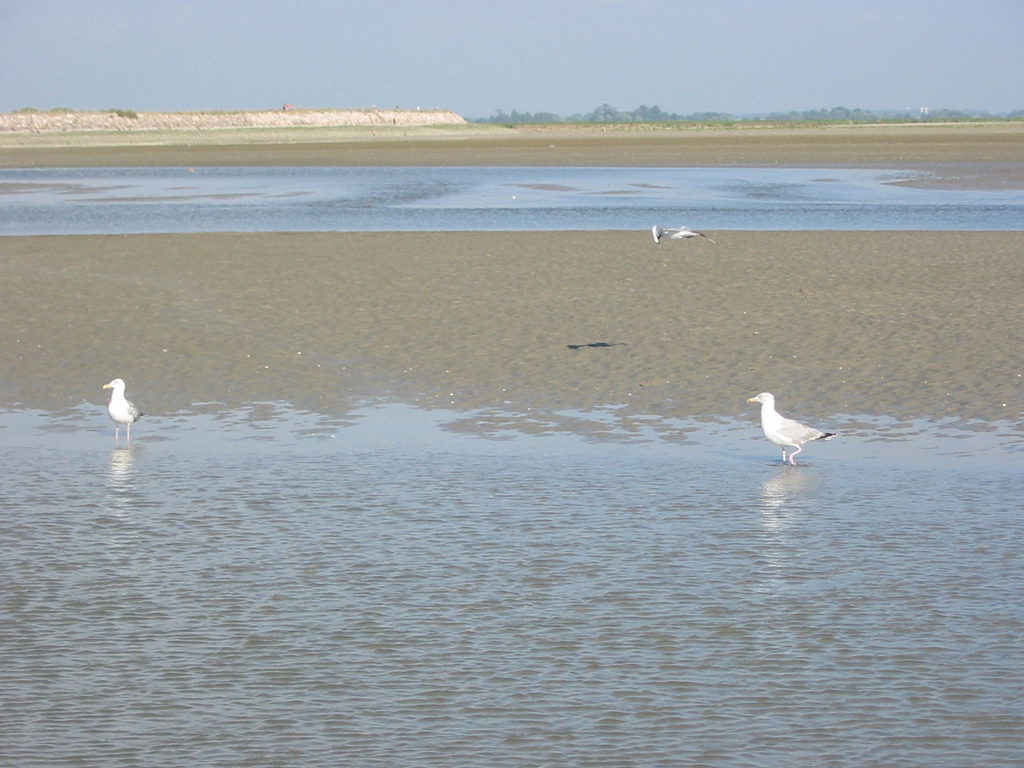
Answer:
[102,378,143,443]
[652,225,715,244]
[747,392,834,465]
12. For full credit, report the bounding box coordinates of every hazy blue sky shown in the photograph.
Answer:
[1,0,1021,118]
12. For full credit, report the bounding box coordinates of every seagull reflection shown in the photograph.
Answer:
[759,467,813,519]
[109,447,134,479]
[105,447,137,514]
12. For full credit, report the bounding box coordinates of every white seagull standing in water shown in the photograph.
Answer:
[747,392,834,465]
[103,378,143,443]
[652,225,716,244]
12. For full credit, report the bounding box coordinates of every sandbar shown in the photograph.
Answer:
[1,230,1021,435]
[1,123,1021,436]
[3,122,1024,190]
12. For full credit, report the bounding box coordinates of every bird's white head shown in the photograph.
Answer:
[103,378,126,392]
[747,392,774,405]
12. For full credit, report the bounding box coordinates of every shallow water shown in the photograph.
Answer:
[2,165,1023,235]
[3,160,1022,764]
[2,404,1022,767]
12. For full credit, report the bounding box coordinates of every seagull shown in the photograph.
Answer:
[652,225,715,244]
[102,378,143,443]
[747,392,834,465]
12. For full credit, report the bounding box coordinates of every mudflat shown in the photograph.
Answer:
[2,230,1021,433]
[1,123,1021,431]
[2,122,1024,183]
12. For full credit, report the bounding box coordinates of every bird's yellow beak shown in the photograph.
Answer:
[102,383,112,390]
[746,396,758,403]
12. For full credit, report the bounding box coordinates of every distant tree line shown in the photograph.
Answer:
[475,103,1024,124]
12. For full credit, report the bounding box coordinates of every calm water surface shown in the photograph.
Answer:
[2,165,1023,234]
[2,404,1022,767]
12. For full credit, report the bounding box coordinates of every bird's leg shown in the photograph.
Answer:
[788,445,803,465]
[781,449,788,463]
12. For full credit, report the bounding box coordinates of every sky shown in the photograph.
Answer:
[1,0,1021,118]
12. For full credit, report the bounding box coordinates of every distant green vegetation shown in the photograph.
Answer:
[475,103,1024,125]
[12,106,140,118]
[14,107,74,114]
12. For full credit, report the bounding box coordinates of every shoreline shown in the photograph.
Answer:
[1,231,1021,435]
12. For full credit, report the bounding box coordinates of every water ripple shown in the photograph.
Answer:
[1,404,1021,766]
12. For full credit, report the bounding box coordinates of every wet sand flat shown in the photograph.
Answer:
[3,122,1024,190]
[2,124,1022,432]
[1,230,1021,431]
